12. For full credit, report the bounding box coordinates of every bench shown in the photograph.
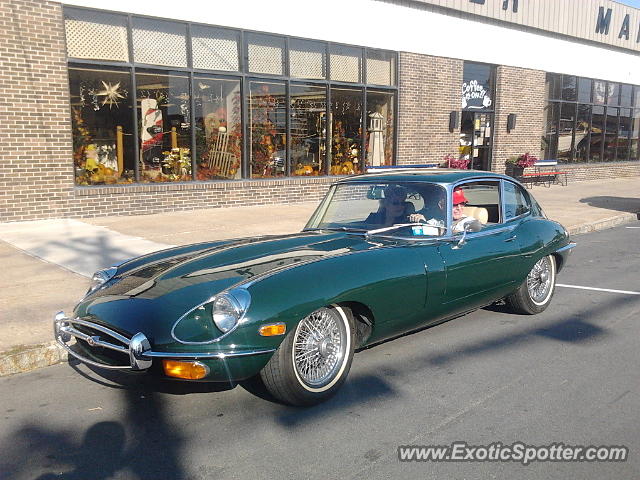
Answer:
[520,161,568,188]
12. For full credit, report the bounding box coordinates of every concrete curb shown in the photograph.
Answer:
[0,341,66,376]
[1,211,638,378]
[566,212,639,235]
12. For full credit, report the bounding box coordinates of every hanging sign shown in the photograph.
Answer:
[461,80,493,110]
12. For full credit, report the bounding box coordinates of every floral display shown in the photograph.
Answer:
[444,154,470,169]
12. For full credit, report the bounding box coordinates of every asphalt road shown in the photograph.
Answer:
[1,223,639,480]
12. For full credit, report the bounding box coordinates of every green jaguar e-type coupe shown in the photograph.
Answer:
[55,170,575,406]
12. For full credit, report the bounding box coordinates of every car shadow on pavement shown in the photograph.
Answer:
[1,388,186,480]
[579,196,640,215]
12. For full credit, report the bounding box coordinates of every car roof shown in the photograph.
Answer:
[335,169,508,185]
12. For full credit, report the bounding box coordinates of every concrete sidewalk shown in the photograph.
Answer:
[1,177,638,375]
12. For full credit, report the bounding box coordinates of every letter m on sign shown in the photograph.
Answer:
[595,7,612,34]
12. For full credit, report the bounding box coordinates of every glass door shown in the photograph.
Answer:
[460,111,493,171]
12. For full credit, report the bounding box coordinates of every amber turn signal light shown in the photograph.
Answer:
[162,360,209,380]
[259,323,286,336]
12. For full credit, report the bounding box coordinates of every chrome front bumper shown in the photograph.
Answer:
[53,312,275,371]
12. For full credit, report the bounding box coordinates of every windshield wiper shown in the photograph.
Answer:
[318,227,367,233]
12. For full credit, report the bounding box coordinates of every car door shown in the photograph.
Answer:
[438,179,524,313]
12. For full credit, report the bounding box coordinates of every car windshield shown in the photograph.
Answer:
[305,181,447,236]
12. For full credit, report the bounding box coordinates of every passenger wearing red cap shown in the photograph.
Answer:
[452,188,482,233]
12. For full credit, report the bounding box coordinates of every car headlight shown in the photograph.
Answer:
[87,266,118,294]
[211,289,251,333]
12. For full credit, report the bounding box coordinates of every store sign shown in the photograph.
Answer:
[461,80,492,110]
[595,7,640,42]
[469,0,519,13]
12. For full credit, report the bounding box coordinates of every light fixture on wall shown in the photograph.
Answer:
[507,113,517,132]
[449,111,459,132]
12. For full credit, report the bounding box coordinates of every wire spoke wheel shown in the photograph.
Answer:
[526,256,553,304]
[293,308,347,388]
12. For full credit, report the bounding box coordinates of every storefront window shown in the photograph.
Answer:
[290,85,326,176]
[542,102,559,160]
[590,105,605,162]
[617,109,632,161]
[545,73,640,164]
[546,73,561,100]
[132,18,187,68]
[603,107,619,161]
[557,103,575,162]
[620,85,633,107]
[247,34,285,76]
[194,77,242,180]
[577,78,592,103]
[136,70,192,182]
[330,88,363,175]
[248,81,286,178]
[289,40,326,80]
[561,75,577,102]
[366,50,396,86]
[330,46,362,83]
[65,8,129,62]
[631,110,639,160]
[575,105,591,163]
[69,66,135,186]
[64,7,399,185]
[366,90,395,167]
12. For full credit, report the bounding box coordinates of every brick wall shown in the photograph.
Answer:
[397,52,462,165]
[492,65,546,174]
[0,0,74,222]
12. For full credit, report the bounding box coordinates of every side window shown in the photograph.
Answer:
[456,180,501,224]
[503,181,531,220]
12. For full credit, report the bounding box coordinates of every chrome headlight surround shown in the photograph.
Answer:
[87,266,118,295]
[212,289,251,333]
[171,288,252,344]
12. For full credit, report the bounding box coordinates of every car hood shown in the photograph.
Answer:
[76,230,392,323]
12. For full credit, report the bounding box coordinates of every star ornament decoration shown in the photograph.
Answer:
[96,81,125,109]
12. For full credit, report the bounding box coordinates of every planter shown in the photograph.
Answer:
[506,164,524,178]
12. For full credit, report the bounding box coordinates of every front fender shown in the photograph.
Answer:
[240,246,427,344]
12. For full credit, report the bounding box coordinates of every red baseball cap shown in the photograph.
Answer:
[453,189,468,205]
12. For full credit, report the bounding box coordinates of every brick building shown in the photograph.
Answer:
[1,0,638,221]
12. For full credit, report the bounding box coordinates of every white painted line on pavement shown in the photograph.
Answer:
[625,227,640,229]
[557,284,640,295]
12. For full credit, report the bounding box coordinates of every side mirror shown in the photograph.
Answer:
[452,223,472,249]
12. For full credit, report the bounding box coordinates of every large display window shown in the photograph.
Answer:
[366,90,395,168]
[248,81,287,178]
[330,88,363,175]
[290,84,326,176]
[69,66,135,185]
[64,7,397,185]
[544,73,640,163]
[194,77,242,180]
[136,71,192,182]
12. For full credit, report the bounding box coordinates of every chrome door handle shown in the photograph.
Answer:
[504,235,517,242]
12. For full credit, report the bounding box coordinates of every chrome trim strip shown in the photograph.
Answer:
[54,313,275,372]
[66,318,131,345]
[60,325,128,354]
[56,339,133,370]
[555,242,576,253]
[142,349,276,359]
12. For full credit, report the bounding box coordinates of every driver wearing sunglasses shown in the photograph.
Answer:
[365,185,414,226]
